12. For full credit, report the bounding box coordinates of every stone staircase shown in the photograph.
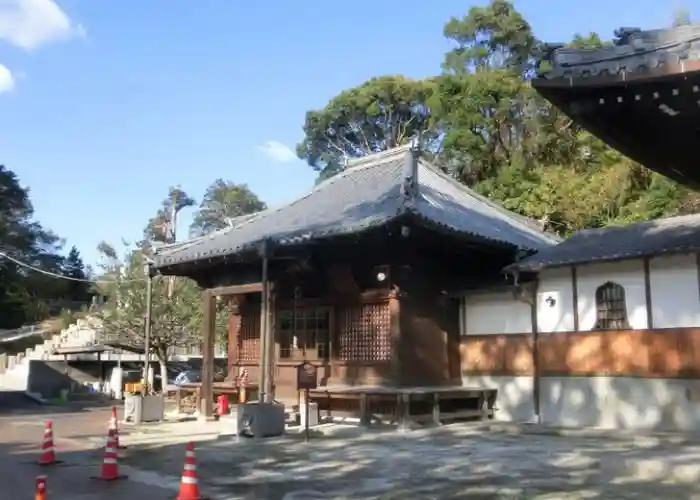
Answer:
[0,317,104,397]
[0,316,228,396]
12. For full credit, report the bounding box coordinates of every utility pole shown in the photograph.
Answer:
[143,261,153,394]
[166,194,178,299]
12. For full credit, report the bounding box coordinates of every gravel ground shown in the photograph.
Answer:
[6,398,699,500]
[117,419,700,499]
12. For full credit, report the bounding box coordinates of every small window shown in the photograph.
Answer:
[594,282,629,330]
[277,307,330,359]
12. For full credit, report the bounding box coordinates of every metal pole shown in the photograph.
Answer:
[167,203,176,299]
[143,262,153,394]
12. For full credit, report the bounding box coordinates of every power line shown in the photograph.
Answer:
[0,251,147,283]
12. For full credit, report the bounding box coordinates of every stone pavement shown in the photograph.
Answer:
[114,417,700,499]
[0,404,175,500]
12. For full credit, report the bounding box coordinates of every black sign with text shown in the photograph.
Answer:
[296,361,318,390]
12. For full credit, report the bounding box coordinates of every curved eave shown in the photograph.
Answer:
[533,66,700,189]
[535,58,700,89]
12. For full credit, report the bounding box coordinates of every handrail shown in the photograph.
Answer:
[0,324,49,343]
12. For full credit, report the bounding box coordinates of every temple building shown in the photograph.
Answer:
[152,144,556,423]
[151,23,700,431]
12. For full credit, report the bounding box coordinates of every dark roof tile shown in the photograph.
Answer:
[153,146,558,269]
[539,23,700,81]
[507,213,700,272]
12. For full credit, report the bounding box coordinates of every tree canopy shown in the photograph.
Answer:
[297,75,438,182]
[190,179,267,236]
[93,179,260,382]
[296,0,698,235]
[0,165,91,329]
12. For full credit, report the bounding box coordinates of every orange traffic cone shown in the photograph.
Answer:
[91,430,126,481]
[37,421,58,465]
[35,475,47,500]
[177,442,205,500]
[109,407,125,449]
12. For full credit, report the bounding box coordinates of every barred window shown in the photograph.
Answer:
[594,282,629,330]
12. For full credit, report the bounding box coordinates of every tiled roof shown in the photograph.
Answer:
[538,23,700,81]
[153,145,559,269]
[506,213,700,272]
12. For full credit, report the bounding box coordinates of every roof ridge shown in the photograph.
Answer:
[157,211,269,257]
[416,156,561,243]
[570,212,700,238]
[234,148,409,236]
[311,145,410,192]
[345,144,412,168]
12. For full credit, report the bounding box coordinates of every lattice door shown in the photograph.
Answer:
[337,301,391,361]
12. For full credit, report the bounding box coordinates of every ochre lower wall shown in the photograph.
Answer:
[460,334,534,376]
[461,328,700,379]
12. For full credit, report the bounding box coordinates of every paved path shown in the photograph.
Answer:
[119,418,700,499]
[5,401,700,499]
[0,404,176,500]
[0,390,41,413]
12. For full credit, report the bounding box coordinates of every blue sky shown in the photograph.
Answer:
[0,0,688,267]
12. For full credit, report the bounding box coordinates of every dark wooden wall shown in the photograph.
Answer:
[221,222,518,400]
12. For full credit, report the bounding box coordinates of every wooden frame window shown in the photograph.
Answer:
[594,282,629,330]
[278,307,330,360]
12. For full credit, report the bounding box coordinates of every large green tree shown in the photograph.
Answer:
[190,179,267,236]
[143,187,196,245]
[61,246,91,304]
[297,75,438,182]
[0,165,89,329]
[295,0,697,236]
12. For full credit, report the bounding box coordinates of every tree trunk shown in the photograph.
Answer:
[159,359,168,394]
[155,345,169,394]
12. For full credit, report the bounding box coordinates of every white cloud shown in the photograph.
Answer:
[0,64,15,94]
[257,140,297,163]
[0,0,85,51]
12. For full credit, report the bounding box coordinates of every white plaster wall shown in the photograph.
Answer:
[540,376,700,431]
[536,268,575,333]
[462,375,535,422]
[460,292,532,335]
[650,254,700,328]
[576,260,648,330]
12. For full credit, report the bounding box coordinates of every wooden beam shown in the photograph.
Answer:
[200,289,216,419]
[209,283,263,298]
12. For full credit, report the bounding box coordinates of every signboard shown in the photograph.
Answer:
[296,361,318,390]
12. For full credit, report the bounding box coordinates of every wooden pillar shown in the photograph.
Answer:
[389,288,401,385]
[258,241,271,403]
[227,296,245,381]
[200,289,216,419]
[267,281,276,400]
